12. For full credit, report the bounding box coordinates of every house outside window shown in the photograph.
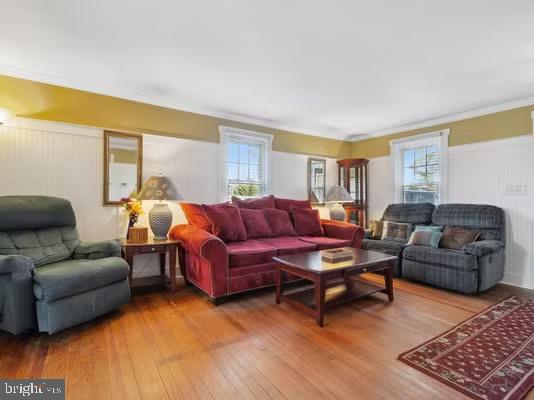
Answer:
[219,126,272,201]
[390,129,449,204]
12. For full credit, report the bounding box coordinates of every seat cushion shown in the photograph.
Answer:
[298,236,351,250]
[361,239,405,256]
[258,237,317,255]
[33,257,130,302]
[403,246,477,270]
[226,240,277,268]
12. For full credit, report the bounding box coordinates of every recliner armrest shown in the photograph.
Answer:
[0,254,34,276]
[73,240,121,260]
[462,240,504,257]
[320,219,365,248]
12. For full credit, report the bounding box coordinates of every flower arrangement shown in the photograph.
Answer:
[121,198,144,237]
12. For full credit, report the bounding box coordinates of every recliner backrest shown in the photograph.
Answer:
[0,196,80,267]
[382,203,435,225]
[432,204,506,243]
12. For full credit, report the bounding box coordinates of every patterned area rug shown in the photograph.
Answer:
[399,296,534,400]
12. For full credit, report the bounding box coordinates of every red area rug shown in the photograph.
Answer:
[399,296,534,400]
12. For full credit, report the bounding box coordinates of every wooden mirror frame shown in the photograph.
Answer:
[103,130,143,206]
[308,158,326,205]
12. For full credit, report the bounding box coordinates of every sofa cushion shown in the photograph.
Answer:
[264,208,296,236]
[180,203,213,232]
[291,206,324,236]
[226,240,278,267]
[258,236,317,255]
[232,195,276,210]
[203,204,247,242]
[240,208,273,239]
[274,197,311,221]
[369,220,383,240]
[361,239,405,256]
[382,203,435,225]
[33,257,130,302]
[381,221,412,243]
[298,236,351,250]
[403,246,477,270]
[432,204,505,241]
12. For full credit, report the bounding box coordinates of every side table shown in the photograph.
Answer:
[120,238,183,293]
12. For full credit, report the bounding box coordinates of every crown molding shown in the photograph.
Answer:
[351,96,534,141]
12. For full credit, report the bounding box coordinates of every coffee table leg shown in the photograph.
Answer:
[315,276,326,327]
[275,265,282,304]
[385,263,394,302]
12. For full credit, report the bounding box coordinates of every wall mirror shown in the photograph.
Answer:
[104,131,143,205]
[308,158,326,204]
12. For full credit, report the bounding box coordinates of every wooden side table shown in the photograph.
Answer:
[120,238,183,293]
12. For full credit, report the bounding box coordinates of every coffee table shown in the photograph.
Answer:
[273,248,397,326]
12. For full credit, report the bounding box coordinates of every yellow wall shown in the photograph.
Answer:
[0,74,351,159]
[352,105,534,158]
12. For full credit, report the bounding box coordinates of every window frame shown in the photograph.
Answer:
[219,126,273,201]
[390,129,449,204]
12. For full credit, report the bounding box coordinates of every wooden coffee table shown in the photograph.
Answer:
[274,248,397,326]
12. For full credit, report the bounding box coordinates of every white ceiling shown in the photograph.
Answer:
[1,0,534,141]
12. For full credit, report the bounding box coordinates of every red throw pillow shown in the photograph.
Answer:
[264,208,296,236]
[202,204,247,242]
[274,197,312,222]
[232,195,276,210]
[239,208,273,238]
[291,206,324,236]
[180,203,212,232]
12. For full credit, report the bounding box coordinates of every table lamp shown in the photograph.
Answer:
[325,185,352,221]
[138,175,180,239]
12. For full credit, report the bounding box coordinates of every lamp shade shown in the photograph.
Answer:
[325,185,352,203]
[137,176,180,200]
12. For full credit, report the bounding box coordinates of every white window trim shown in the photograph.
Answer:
[390,129,450,204]
[219,126,273,202]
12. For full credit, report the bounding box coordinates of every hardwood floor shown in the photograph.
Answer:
[1,275,532,400]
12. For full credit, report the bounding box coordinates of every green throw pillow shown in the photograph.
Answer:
[408,230,442,248]
[413,225,443,233]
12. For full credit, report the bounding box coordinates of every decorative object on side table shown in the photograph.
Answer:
[325,185,352,221]
[121,197,144,240]
[138,175,180,240]
[127,226,148,243]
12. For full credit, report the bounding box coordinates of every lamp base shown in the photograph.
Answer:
[329,203,346,222]
[149,203,173,240]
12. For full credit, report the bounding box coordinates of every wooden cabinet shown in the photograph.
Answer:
[337,158,369,227]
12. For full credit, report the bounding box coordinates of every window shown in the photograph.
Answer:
[391,129,449,204]
[220,126,272,200]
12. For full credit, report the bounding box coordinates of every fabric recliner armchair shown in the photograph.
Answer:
[0,196,130,335]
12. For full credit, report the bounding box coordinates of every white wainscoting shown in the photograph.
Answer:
[367,135,534,289]
[0,117,338,277]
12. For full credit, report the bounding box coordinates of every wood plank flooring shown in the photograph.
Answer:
[1,275,533,400]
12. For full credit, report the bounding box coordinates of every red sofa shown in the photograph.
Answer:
[170,196,365,303]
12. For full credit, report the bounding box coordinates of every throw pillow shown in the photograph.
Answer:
[202,204,247,242]
[274,197,312,222]
[239,208,273,238]
[381,221,412,243]
[180,202,212,232]
[369,220,383,240]
[232,195,276,210]
[264,208,296,236]
[408,230,442,248]
[291,206,324,236]
[439,227,480,251]
[412,225,443,233]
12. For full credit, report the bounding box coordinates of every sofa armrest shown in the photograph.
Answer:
[73,240,121,260]
[169,224,228,298]
[0,254,34,276]
[320,219,365,248]
[462,240,504,257]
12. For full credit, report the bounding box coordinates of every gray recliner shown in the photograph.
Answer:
[0,196,130,334]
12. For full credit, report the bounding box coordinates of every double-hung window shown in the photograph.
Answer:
[220,126,272,200]
[390,129,449,204]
